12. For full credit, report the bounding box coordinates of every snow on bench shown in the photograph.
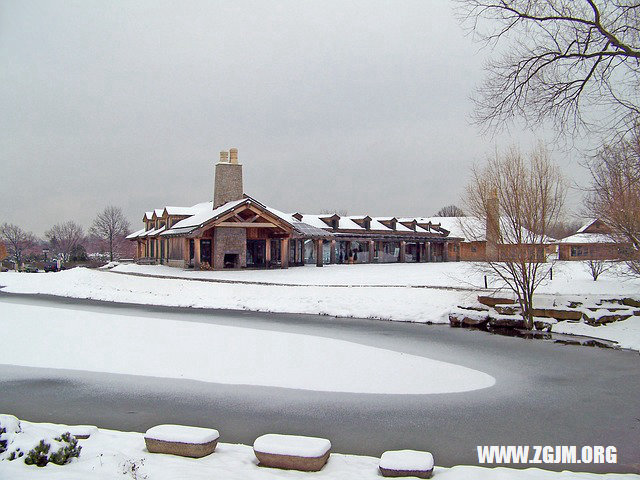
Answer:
[67,425,98,440]
[379,449,435,478]
[144,424,219,458]
[253,433,331,471]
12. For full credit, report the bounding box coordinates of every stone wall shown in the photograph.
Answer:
[213,227,246,269]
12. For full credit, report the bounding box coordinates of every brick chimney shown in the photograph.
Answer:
[485,188,500,260]
[214,148,243,208]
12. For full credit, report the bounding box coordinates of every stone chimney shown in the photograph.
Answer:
[214,147,243,208]
[485,188,500,260]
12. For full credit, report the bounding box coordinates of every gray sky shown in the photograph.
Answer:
[1,0,588,236]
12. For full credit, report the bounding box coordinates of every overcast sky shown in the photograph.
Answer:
[1,0,589,236]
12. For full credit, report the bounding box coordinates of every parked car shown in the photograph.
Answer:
[20,264,38,273]
[43,261,59,272]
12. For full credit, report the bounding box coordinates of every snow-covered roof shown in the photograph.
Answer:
[577,219,599,233]
[556,233,617,244]
[164,206,199,216]
[418,217,554,244]
[143,226,166,237]
[170,198,248,230]
[126,228,147,239]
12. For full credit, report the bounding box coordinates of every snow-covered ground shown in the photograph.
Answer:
[1,261,639,350]
[109,262,640,295]
[0,302,495,394]
[1,418,636,480]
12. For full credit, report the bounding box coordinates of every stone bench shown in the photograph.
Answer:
[253,433,331,472]
[379,449,435,479]
[68,425,98,440]
[144,424,219,458]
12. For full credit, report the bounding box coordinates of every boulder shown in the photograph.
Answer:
[534,320,553,331]
[494,304,520,315]
[487,315,526,329]
[530,308,582,321]
[622,298,640,308]
[379,450,434,479]
[583,314,632,326]
[253,434,331,472]
[449,310,489,328]
[478,296,515,307]
[144,424,219,458]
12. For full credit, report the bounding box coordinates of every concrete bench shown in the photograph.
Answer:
[379,449,435,478]
[253,433,331,472]
[68,425,98,440]
[144,424,219,458]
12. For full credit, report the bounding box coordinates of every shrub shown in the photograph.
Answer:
[23,432,81,467]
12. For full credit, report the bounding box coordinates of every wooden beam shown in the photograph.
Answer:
[315,239,323,267]
[218,222,276,228]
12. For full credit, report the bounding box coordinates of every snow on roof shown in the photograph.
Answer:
[126,228,147,239]
[556,232,618,244]
[164,206,199,216]
[294,214,332,229]
[338,217,364,230]
[577,219,599,233]
[143,225,166,237]
[144,212,154,221]
[171,198,248,230]
[369,219,392,231]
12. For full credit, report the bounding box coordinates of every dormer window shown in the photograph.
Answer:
[364,219,371,230]
[331,219,338,230]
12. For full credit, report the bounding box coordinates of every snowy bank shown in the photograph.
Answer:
[0,419,636,480]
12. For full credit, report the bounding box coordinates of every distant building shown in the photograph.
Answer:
[556,219,629,260]
[417,216,553,262]
[127,149,462,269]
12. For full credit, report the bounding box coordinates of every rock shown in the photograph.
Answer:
[583,314,632,326]
[622,298,640,308]
[534,320,552,331]
[449,310,489,328]
[478,296,515,307]
[379,450,434,479]
[145,424,219,458]
[488,315,526,329]
[253,434,331,472]
[530,308,582,321]
[494,304,520,315]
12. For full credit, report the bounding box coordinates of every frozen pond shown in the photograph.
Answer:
[0,293,638,473]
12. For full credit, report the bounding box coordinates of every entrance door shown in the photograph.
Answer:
[246,240,266,267]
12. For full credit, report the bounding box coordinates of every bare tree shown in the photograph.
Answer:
[90,206,131,261]
[457,0,640,140]
[465,144,566,329]
[434,204,466,217]
[546,218,584,240]
[584,259,613,280]
[586,124,640,273]
[0,223,38,267]
[45,221,85,261]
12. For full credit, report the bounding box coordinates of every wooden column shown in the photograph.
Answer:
[426,242,431,262]
[194,238,201,269]
[443,241,449,262]
[330,239,336,264]
[399,241,406,263]
[315,239,323,267]
[183,238,190,267]
[368,240,374,263]
[281,238,289,269]
[265,238,271,267]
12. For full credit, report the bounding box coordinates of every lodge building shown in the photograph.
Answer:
[127,149,462,269]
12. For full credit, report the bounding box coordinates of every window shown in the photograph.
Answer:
[571,246,588,257]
